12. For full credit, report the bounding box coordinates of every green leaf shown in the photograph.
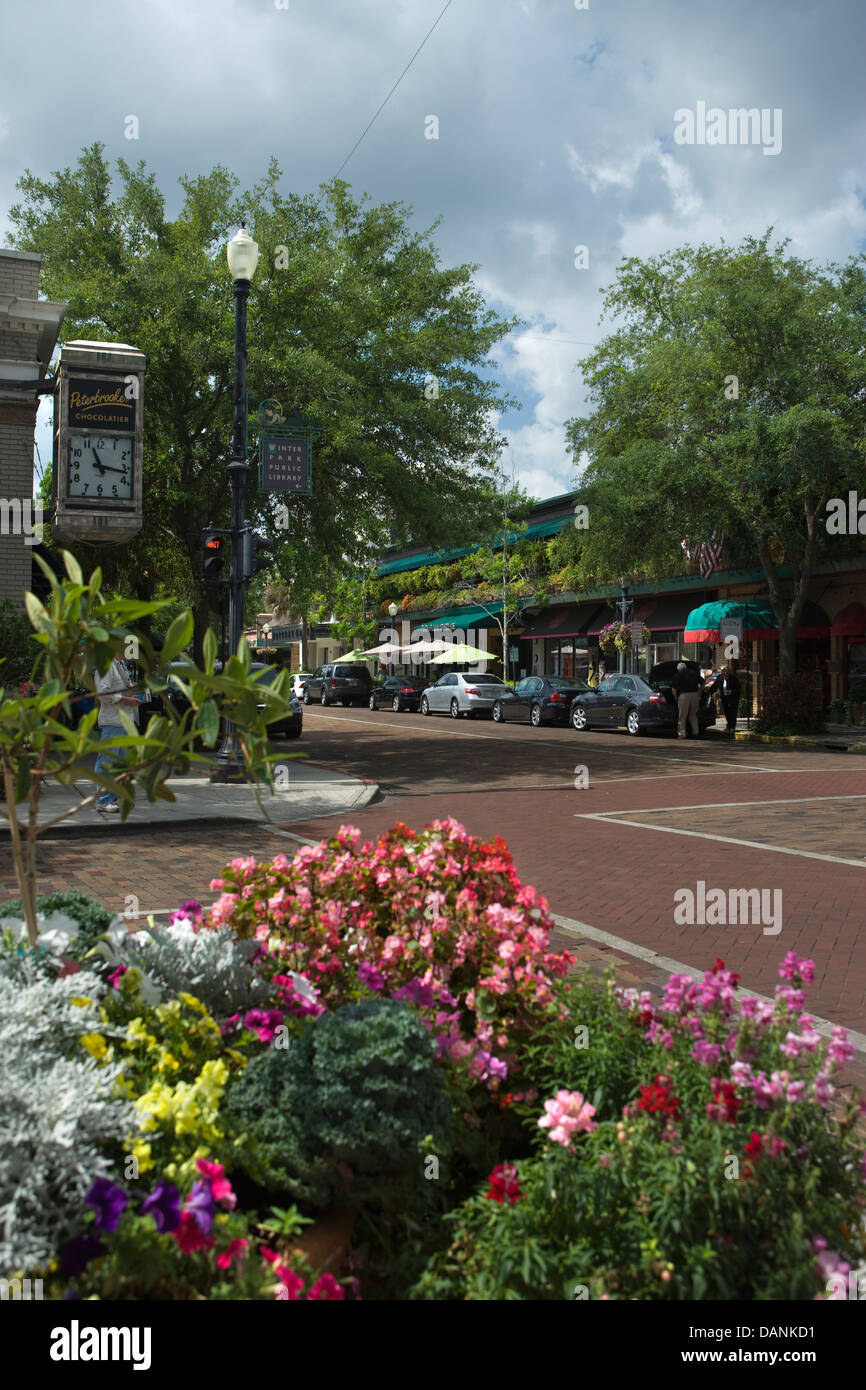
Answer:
[62,551,83,585]
[161,610,194,663]
[197,699,220,747]
[203,628,217,675]
[24,592,47,631]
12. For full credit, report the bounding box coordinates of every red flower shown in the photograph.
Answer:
[708,1079,741,1124]
[485,1162,522,1205]
[173,1211,215,1254]
[637,1074,682,1120]
[743,1131,763,1159]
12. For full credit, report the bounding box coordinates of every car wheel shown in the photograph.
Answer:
[572,705,589,731]
[421,696,430,716]
[392,695,402,712]
[369,693,377,710]
[321,690,329,707]
[286,727,302,739]
[303,690,311,705]
[450,698,460,719]
[530,703,542,727]
[492,701,503,722]
[626,707,641,736]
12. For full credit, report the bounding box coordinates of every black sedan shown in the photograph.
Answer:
[569,672,715,736]
[368,674,428,712]
[492,674,591,727]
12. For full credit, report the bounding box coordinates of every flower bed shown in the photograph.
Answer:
[2,826,865,1301]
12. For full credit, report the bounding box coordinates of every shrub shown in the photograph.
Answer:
[225,998,450,1209]
[754,677,824,735]
[207,819,575,1091]
[110,913,271,1021]
[0,598,39,688]
[0,889,113,964]
[413,953,866,1301]
[0,962,135,1271]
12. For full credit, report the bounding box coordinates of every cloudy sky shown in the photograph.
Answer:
[2,0,864,501]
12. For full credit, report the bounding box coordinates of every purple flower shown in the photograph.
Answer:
[392,978,435,1008]
[357,961,385,992]
[60,1233,103,1277]
[85,1177,128,1233]
[185,1180,216,1235]
[140,1179,181,1233]
[169,900,203,926]
[242,1008,285,1043]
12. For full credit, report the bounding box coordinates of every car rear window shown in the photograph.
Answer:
[469,674,505,685]
[334,665,368,679]
[547,677,586,691]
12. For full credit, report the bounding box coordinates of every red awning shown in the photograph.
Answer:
[831,603,866,639]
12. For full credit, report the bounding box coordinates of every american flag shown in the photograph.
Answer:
[682,532,725,579]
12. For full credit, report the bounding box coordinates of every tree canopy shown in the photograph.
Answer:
[10,144,518,650]
[553,232,866,675]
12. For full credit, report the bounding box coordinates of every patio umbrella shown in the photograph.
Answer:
[404,639,454,655]
[429,643,502,664]
[355,641,404,658]
[338,650,370,662]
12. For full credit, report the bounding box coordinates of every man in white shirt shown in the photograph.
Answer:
[93,646,140,813]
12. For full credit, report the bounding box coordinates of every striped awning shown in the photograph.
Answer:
[684,597,830,643]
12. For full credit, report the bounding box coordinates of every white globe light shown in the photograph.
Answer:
[227,224,260,282]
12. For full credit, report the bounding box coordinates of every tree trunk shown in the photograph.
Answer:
[777,620,796,681]
[3,768,39,947]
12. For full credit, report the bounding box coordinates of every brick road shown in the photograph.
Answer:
[6,705,866,1037]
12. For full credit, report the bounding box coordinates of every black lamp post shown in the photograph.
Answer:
[618,575,630,674]
[215,224,259,771]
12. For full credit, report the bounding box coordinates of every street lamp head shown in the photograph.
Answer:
[388,602,399,618]
[227,224,260,282]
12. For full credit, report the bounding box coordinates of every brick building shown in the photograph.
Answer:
[0,249,66,608]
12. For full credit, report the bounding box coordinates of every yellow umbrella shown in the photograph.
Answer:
[429,643,501,664]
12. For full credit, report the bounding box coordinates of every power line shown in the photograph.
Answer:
[516,335,598,347]
[332,0,455,182]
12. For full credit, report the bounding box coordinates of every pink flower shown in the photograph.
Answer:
[215,1238,248,1270]
[195,1158,236,1209]
[538,1089,597,1147]
[307,1272,345,1300]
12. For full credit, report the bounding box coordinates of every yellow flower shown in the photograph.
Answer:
[179,992,206,1013]
[157,1052,180,1073]
[129,1139,154,1173]
[196,1058,228,1106]
[80,1033,108,1060]
[70,996,93,1009]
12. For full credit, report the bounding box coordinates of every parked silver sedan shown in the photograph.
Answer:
[419,671,508,719]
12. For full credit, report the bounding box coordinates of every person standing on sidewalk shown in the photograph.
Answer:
[93,644,140,813]
[671,660,701,738]
[719,660,740,733]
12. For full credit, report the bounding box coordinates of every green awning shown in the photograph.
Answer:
[684,598,830,642]
[376,516,572,578]
[412,605,501,633]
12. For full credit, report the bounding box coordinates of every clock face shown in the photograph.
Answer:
[67,434,133,502]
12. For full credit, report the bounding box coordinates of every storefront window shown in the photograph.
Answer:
[543,638,588,679]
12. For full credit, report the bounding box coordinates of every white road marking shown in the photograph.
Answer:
[584,792,866,816]
[576,797,866,868]
[550,912,866,1052]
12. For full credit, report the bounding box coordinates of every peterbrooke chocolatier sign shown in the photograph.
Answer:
[67,377,136,432]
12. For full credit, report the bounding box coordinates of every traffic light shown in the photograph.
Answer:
[243,530,275,581]
[202,529,225,593]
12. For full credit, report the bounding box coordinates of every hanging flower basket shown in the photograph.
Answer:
[598,620,651,654]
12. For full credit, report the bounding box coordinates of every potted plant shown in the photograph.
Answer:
[598,621,651,656]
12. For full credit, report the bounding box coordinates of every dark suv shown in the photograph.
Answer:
[304,662,372,707]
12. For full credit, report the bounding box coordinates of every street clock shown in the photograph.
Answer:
[52,340,145,544]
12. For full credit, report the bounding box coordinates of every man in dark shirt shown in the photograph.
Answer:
[671,661,701,738]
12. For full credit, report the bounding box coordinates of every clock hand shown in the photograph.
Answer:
[95,463,126,474]
[91,450,107,474]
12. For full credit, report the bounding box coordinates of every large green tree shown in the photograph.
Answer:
[10,145,517,654]
[555,233,866,677]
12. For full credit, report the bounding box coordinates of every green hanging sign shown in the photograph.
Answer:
[255,400,321,495]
